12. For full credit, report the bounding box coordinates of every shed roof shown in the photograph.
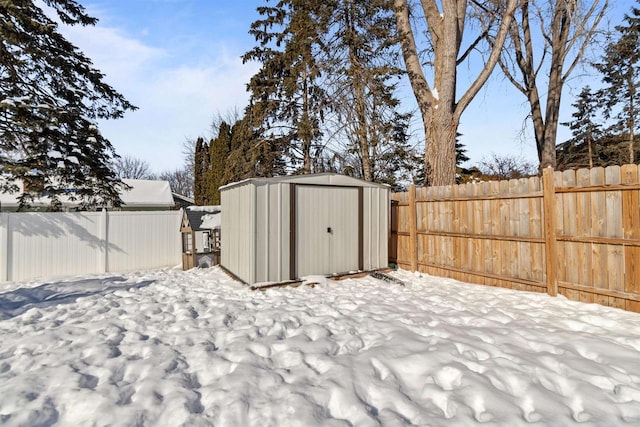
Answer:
[184,206,221,231]
[219,173,390,192]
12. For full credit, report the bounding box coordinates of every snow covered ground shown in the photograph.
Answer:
[1,267,640,426]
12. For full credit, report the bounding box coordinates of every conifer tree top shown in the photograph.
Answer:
[0,0,136,210]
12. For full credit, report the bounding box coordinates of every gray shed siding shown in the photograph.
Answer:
[254,182,291,283]
[220,182,255,283]
[363,186,389,270]
[220,174,389,284]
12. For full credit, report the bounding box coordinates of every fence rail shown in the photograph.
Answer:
[390,164,640,313]
[0,210,182,283]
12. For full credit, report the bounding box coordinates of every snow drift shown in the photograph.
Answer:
[1,267,639,426]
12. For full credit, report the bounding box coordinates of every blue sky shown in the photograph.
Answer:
[57,0,632,174]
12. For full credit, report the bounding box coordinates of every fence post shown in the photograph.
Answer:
[542,167,558,296]
[97,208,108,273]
[409,184,418,272]
[0,213,8,282]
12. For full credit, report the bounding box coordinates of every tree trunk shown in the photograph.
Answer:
[425,109,458,186]
[354,77,371,181]
[394,0,517,186]
[540,87,562,169]
[301,65,312,174]
[344,0,372,181]
[539,0,571,170]
[500,0,606,172]
[629,72,635,164]
[526,84,547,171]
[587,125,593,168]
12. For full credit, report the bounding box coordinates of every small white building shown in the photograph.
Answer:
[220,173,389,285]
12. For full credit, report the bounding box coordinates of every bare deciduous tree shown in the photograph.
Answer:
[497,0,608,169]
[112,155,154,180]
[158,168,193,198]
[209,107,243,140]
[393,0,518,186]
[478,152,537,180]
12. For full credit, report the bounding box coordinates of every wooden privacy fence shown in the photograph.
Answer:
[390,164,640,313]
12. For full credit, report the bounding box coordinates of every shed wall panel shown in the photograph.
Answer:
[279,184,291,281]
[364,189,374,270]
[266,184,279,282]
[255,185,268,282]
[221,183,254,283]
[0,213,8,282]
[252,183,291,283]
[363,187,389,270]
[264,182,289,283]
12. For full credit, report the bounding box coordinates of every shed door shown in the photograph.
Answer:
[295,185,359,277]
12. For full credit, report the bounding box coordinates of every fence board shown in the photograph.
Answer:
[605,166,624,292]
[576,169,592,288]
[590,167,607,291]
[563,170,579,290]
[622,164,640,298]
[0,213,9,282]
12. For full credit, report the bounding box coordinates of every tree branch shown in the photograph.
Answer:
[394,0,437,117]
[420,0,443,46]
[455,0,519,119]
[562,0,608,81]
[457,26,492,65]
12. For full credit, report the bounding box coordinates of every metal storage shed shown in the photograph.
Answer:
[220,173,389,285]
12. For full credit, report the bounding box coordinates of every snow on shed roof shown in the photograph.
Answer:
[184,206,221,230]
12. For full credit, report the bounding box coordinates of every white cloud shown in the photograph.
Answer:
[62,25,166,85]
[57,21,258,173]
[98,54,259,172]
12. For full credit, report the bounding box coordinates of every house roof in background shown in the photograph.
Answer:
[120,179,174,208]
[0,178,175,210]
[173,192,194,205]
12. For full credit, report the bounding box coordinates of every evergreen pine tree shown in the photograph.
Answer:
[558,86,603,169]
[374,117,421,191]
[243,0,329,174]
[0,0,136,210]
[594,1,640,164]
[245,0,415,183]
[193,137,209,205]
[322,0,404,182]
[208,122,232,205]
[222,116,257,184]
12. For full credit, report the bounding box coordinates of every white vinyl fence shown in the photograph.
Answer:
[0,210,182,283]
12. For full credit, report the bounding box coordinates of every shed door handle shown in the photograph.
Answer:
[327,227,332,233]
